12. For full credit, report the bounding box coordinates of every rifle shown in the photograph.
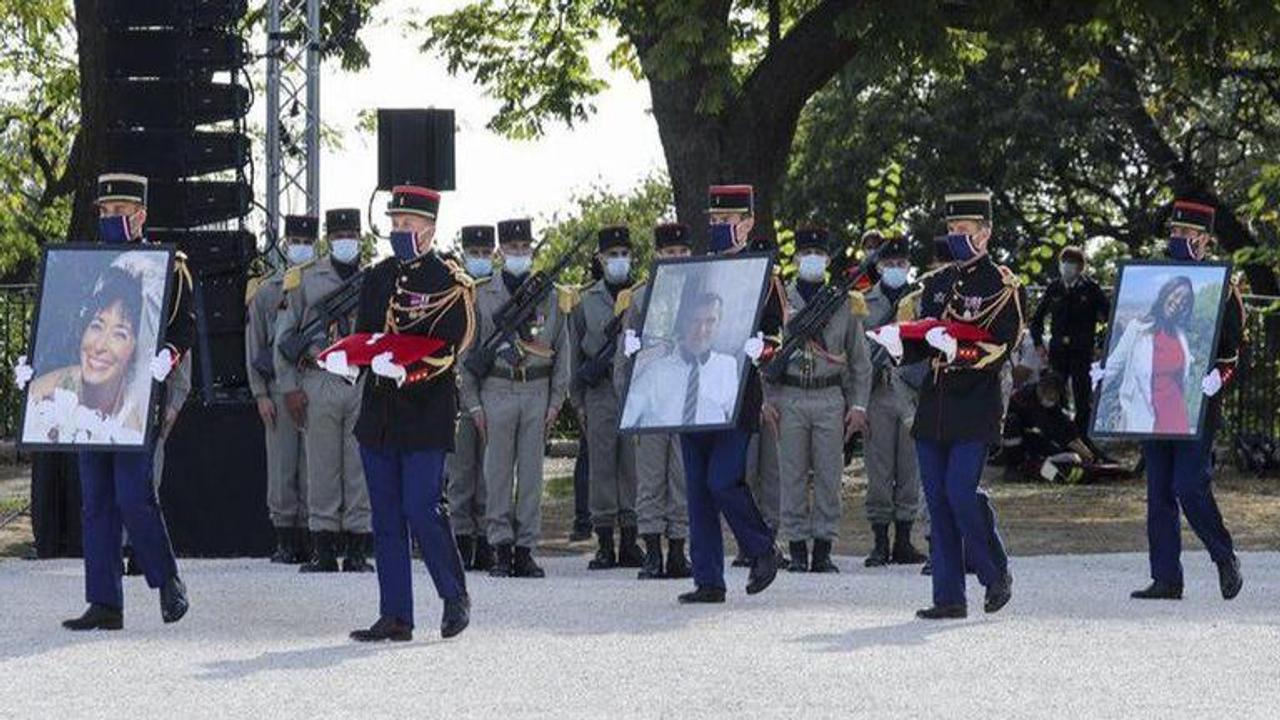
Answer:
[761,247,880,383]
[278,270,365,365]
[464,234,592,378]
[573,289,634,390]
[251,351,277,383]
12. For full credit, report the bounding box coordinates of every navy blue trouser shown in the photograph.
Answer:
[916,439,1007,607]
[679,429,774,590]
[79,450,177,610]
[1141,428,1234,586]
[360,446,466,627]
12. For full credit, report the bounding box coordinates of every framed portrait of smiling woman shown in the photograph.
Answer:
[1090,260,1231,441]
[19,244,175,451]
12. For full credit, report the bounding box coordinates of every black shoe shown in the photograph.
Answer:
[160,576,189,624]
[638,533,665,580]
[787,541,809,573]
[810,539,839,574]
[342,532,375,573]
[916,604,967,620]
[568,525,593,542]
[1218,557,1243,600]
[441,594,471,639]
[891,521,927,565]
[472,536,494,572]
[665,538,691,579]
[588,528,617,570]
[290,527,312,564]
[678,586,726,604]
[864,523,891,567]
[731,552,752,568]
[270,527,292,564]
[62,604,123,631]
[489,542,514,577]
[456,534,476,570]
[921,558,932,575]
[746,547,782,596]
[1130,581,1184,600]
[300,531,340,573]
[984,572,1012,614]
[513,546,545,578]
[350,616,413,642]
[618,526,645,568]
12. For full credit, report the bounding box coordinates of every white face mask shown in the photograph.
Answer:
[286,243,314,265]
[797,254,828,282]
[330,238,360,264]
[505,253,532,276]
[604,257,631,283]
[1060,262,1081,282]
[880,266,908,289]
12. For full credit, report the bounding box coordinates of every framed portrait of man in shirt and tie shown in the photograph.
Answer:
[1090,260,1231,440]
[619,253,774,434]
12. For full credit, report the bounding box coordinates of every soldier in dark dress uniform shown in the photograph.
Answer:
[348,185,475,642]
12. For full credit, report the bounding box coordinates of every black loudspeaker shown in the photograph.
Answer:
[104,29,246,79]
[104,80,250,129]
[101,0,248,29]
[106,130,250,178]
[150,229,257,275]
[196,272,248,333]
[377,108,456,191]
[147,180,252,228]
[161,402,274,557]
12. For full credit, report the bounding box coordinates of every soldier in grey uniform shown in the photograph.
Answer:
[617,222,693,579]
[448,224,496,572]
[764,228,871,573]
[460,218,571,579]
[275,208,373,574]
[860,236,927,567]
[244,215,313,565]
[572,226,643,570]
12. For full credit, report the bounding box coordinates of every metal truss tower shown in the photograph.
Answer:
[264,0,321,255]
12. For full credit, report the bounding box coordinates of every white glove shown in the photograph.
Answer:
[1202,368,1223,398]
[743,331,765,362]
[623,329,641,358]
[12,355,33,391]
[1089,361,1105,388]
[371,351,406,387]
[322,350,358,381]
[924,326,957,363]
[865,325,903,360]
[150,349,174,382]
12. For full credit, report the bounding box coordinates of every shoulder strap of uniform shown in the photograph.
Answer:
[283,259,315,292]
[245,274,264,305]
[556,283,581,314]
[848,289,869,317]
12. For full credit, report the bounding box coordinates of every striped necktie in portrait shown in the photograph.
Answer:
[683,361,700,425]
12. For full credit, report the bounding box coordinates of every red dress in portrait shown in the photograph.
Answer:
[1151,329,1190,433]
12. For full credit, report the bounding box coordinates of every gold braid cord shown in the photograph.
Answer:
[168,254,194,327]
[383,259,477,383]
[938,273,1020,370]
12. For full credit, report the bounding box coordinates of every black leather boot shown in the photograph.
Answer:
[810,539,839,573]
[746,547,782,595]
[342,532,375,573]
[441,593,471,639]
[1218,556,1243,600]
[160,576,189,624]
[472,536,495,572]
[865,523,891,567]
[513,546,546,578]
[291,527,312,564]
[62,604,123,631]
[270,527,292,564]
[350,616,413,642]
[1130,581,1183,600]
[456,534,475,570]
[588,528,617,570]
[618,526,645,568]
[300,531,340,573]
[891,521,927,565]
[489,542,514,577]
[665,538,691,579]
[678,586,726,604]
[637,533,664,580]
[788,541,809,573]
[916,604,967,620]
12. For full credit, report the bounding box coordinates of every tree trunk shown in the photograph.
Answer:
[68,0,105,242]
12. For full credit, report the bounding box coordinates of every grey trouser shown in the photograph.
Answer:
[446,414,486,535]
[776,385,845,543]
[584,384,637,529]
[634,433,687,539]
[266,390,308,528]
[482,377,549,548]
[745,424,781,531]
[302,370,370,533]
[864,378,922,524]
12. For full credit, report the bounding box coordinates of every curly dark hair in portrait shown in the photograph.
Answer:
[1143,275,1195,332]
[80,266,144,340]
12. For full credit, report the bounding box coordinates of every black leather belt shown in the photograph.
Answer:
[778,374,842,390]
[489,365,552,382]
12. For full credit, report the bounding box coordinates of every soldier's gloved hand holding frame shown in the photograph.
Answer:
[12,355,33,391]
[150,348,175,382]
[371,351,406,387]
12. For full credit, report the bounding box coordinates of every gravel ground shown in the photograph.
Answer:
[2,552,1278,719]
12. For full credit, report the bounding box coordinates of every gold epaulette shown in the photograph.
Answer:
[245,275,264,305]
[443,256,475,289]
[614,287,634,316]
[897,290,922,323]
[474,275,493,286]
[848,289,869,317]
[556,283,581,314]
[283,259,314,292]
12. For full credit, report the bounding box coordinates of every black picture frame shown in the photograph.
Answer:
[18,243,176,453]
[1088,259,1231,441]
[617,251,774,436]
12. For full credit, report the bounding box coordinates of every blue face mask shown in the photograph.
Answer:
[465,256,493,278]
[945,233,979,262]
[504,253,532,276]
[390,231,417,262]
[98,215,132,244]
[709,223,735,254]
[331,238,361,264]
[797,254,828,282]
[881,266,908,289]
[604,257,631,283]
[286,243,315,266]
[1166,235,1199,261]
